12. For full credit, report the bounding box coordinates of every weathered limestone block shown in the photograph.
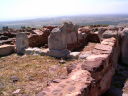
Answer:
[0,44,15,56]
[48,22,79,51]
[120,28,128,64]
[47,22,79,57]
[16,33,29,54]
[48,28,67,50]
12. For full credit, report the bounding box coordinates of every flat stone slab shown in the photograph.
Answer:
[0,44,15,56]
[42,48,70,58]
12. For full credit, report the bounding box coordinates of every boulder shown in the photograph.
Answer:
[0,45,15,56]
[16,33,29,55]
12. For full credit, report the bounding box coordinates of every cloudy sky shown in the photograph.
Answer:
[0,0,128,21]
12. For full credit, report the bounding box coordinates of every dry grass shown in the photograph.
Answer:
[0,43,98,96]
[0,54,74,96]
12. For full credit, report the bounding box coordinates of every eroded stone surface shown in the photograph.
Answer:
[37,70,92,96]
[36,38,119,96]
[0,44,15,56]
[16,33,29,54]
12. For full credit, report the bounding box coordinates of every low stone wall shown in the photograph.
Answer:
[36,38,119,96]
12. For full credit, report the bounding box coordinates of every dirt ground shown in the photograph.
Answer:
[0,43,97,96]
[0,54,75,96]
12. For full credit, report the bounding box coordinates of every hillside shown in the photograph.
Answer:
[0,14,128,29]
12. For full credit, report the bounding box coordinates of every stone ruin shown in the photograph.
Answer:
[16,33,29,54]
[46,22,80,58]
[1,22,128,96]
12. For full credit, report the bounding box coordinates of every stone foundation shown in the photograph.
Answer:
[36,38,120,96]
[0,23,125,96]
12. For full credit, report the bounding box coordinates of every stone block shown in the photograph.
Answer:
[16,33,29,55]
[0,45,15,56]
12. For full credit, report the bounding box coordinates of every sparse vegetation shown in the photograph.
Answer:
[0,54,75,96]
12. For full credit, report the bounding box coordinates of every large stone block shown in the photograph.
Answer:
[47,22,79,58]
[48,22,79,51]
[16,33,29,55]
[0,45,15,56]
[48,28,67,50]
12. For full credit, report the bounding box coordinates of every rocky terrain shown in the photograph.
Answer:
[0,22,128,96]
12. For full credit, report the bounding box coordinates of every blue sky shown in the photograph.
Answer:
[0,0,128,21]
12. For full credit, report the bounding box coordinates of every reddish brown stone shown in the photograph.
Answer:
[28,27,51,47]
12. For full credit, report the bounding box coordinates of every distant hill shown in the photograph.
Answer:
[0,14,128,29]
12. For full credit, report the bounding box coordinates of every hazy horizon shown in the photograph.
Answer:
[0,0,128,22]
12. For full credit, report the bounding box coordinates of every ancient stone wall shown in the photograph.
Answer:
[36,37,120,96]
[0,32,16,45]
[0,24,125,95]
[28,26,55,47]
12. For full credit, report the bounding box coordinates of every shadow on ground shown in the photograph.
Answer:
[102,63,128,96]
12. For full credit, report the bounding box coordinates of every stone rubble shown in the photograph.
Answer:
[36,37,120,96]
[1,22,128,96]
